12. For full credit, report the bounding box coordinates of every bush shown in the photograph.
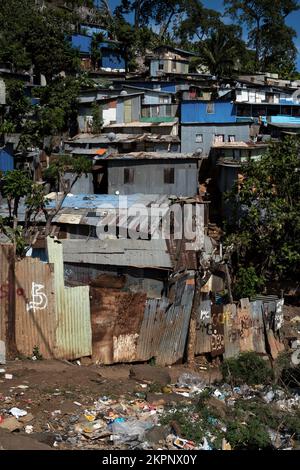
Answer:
[221,352,274,385]
[226,417,272,450]
[233,267,265,300]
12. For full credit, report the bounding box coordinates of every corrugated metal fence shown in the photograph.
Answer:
[0,239,91,360]
[0,241,283,363]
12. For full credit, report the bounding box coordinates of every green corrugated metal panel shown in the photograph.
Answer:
[139,116,175,123]
[47,237,92,359]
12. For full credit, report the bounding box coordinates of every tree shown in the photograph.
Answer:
[175,1,221,44]
[43,155,92,236]
[0,0,80,80]
[224,0,299,73]
[91,102,103,133]
[260,20,297,77]
[0,156,92,255]
[197,25,249,78]
[224,136,300,295]
[2,80,32,132]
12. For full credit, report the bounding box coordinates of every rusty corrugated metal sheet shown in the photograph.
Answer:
[136,297,170,361]
[210,305,225,357]
[224,303,240,358]
[154,275,195,366]
[47,237,92,359]
[195,299,211,354]
[0,244,15,349]
[91,287,146,364]
[15,257,56,359]
[166,238,198,271]
[237,298,254,352]
[251,301,266,354]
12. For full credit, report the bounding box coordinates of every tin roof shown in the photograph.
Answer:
[103,120,178,129]
[67,133,180,145]
[61,238,173,269]
[90,151,199,160]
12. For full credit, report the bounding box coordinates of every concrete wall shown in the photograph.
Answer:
[181,123,250,154]
[107,159,199,196]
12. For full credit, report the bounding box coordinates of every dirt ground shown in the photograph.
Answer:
[0,359,221,450]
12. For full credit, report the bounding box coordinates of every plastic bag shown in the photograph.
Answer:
[177,373,206,391]
[109,419,153,441]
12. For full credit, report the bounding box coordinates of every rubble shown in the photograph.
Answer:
[0,357,300,451]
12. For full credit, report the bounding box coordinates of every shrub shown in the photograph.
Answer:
[226,417,272,450]
[221,352,273,385]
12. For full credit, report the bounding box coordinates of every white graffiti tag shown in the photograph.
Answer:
[26,283,48,313]
[291,340,300,366]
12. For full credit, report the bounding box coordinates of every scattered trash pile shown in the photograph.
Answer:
[1,363,300,451]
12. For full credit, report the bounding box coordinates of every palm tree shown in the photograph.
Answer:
[199,27,244,79]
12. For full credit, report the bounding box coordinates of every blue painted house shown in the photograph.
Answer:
[71,34,125,71]
[0,147,14,173]
[181,100,251,155]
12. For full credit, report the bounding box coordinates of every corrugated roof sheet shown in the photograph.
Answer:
[46,193,169,210]
[104,120,177,128]
[67,133,180,145]
[61,238,173,269]
[101,151,199,160]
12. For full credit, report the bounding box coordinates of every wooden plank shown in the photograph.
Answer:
[195,299,212,354]
[210,305,225,357]
[250,301,266,354]
[224,303,240,358]
[237,299,254,352]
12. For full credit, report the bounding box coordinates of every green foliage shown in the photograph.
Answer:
[37,76,80,132]
[224,0,299,75]
[15,76,81,148]
[221,352,274,385]
[233,267,265,299]
[91,33,104,70]
[44,155,92,189]
[3,80,32,132]
[92,102,103,133]
[0,0,80,80]
[225,136,300,289]
[2,170,33,200]
[32,345,43,360]
[197,24,249,78]
[226,417,271,450]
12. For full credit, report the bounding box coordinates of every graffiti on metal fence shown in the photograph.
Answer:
[26,282,48,313]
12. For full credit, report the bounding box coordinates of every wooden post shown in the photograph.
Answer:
[187,273,201,367]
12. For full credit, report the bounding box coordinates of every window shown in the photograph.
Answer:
[164,168,175,184]
[228,135,236,142]
[159,96,169,104]
[124,168,134,184]
[214,134,224,143]
[158,62,164,70]
[233,149,240,160]
[206,103,215,114]
[195,134,203,143]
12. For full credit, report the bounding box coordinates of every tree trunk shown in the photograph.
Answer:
[225,263,233,304]
[44,175,79,237]
[13,197,19,231]
[254,18,261,70]
[187,273,201,367]
[134,0,141,30]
